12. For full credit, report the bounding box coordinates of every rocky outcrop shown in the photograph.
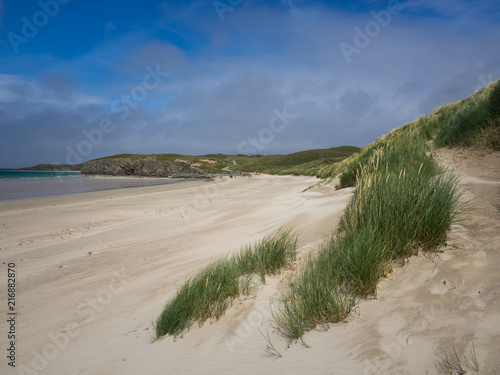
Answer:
[81,157,201,177]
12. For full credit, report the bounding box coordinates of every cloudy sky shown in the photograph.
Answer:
[0,0,499,168]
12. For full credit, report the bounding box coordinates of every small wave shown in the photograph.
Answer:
[0,171,81,182]
[0,177,77,182]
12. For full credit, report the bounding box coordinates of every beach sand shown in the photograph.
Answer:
[1,149,499,374]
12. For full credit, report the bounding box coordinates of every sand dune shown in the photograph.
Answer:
[1,148,499,374]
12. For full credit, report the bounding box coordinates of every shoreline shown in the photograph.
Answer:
[0,178,212,210]
[0,174,205,202]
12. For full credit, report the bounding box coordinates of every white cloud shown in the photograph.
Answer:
[0,73,105,108]
[105,20,116,34]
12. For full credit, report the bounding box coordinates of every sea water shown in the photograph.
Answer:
[0,170,81,181]
[0,170,183,200]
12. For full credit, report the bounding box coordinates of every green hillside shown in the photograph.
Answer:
[231,146,359,175]
[91,146,359,175]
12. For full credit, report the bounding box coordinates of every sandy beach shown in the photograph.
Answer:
[1,149,499,374]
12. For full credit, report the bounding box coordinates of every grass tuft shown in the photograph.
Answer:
[155,228,298,338]
[434,80,500,149]
[466,341,480,373]
[436,338,481,374]
[259,329,283,358]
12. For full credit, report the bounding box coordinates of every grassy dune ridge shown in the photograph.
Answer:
[318,79,500,188]
[274,130,464,339]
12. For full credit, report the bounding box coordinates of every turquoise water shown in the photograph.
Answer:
[0,170,80,181]
[0,170,184,200]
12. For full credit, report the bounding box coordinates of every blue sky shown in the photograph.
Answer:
[0,0,499,168]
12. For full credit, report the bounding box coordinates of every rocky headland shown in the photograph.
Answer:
[81,156,201,177]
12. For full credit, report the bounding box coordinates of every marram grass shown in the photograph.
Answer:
[434,79,500,149]
[155,228,298,338]
[274,129,464,340]
[317,79,500,186]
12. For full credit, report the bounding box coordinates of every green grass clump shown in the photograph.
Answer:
[436,338,480,374]
[274,241,358,339]
[338,131,462,255]
[316,127,409,187]
[155,229,298,338]
[434,80,500,149]
[156,258,240,337]
[274,226,391,338]
[274,129,463,340]
[234,230,298,283]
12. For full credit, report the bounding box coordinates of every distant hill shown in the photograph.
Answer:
[231,146,360,175]
[82,146,360,177]
[20,163,83,171]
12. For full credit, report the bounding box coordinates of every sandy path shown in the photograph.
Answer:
[1,175,353,374]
